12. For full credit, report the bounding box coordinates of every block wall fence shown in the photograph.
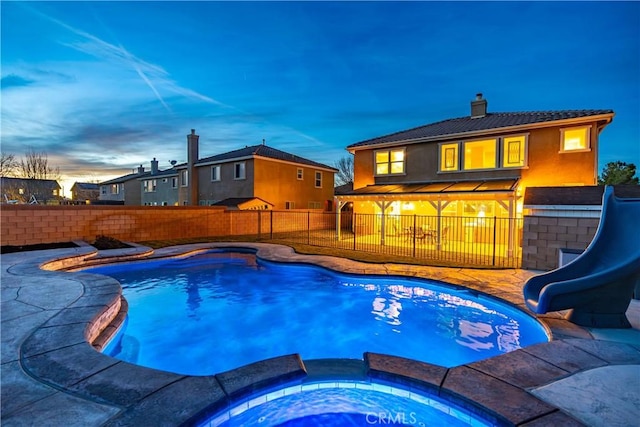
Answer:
[0,205,338,247]
[2,205,601,271]
[521,216,598,270]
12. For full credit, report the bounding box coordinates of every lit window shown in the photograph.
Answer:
[181,170,188,186]
[502,136,526,168]
[211,165,221,181]
[111,184,119,194]
[463,139,496,170]
[297,168,303,180]
[375,148,405,175]
[561,127,590,152]
[440,143,459,171]
[234,162,246,179]
[315,171,322,188]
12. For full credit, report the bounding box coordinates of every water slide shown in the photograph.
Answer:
[524,186,640,328]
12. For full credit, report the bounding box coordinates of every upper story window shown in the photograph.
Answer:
[211,165,221,181]
[101,186,107,195]
[143,179,157,192]
[110,184,120,194]
[440,143,459,171]
[560,126,591,152]
[439,135,527,172]
[502,135,527,168]
[375,148,405,175]
[463,139,497,170]
[285,201,295,209]
[315,171,322,188]
[181,170,188,186]
[234,162,246,180]
[171,177,178,188]
[297,168,303,180]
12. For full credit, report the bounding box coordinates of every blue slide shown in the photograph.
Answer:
[524,186,640,328]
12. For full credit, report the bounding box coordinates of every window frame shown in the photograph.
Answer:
[462,138,498,170]
[560,126,592,153]
[234,162,246,180]
[171,177,178,189]
[143,179,157,193]
[314,171,322,188]
[374,147,406,176]
[180,170,188,187]
[501,134,528,168]
[439,142,460,172]
[211,165,221,182]
[285,201,295,210]
[297,168,304,180]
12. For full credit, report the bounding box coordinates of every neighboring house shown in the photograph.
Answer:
[98,165,147,205]
[336,93,614,257]
[139,158,180,206]
[1,177,62,204]
[176,129,337,210]
[70,182,100,202]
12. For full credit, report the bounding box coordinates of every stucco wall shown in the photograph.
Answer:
[521,215,599,270]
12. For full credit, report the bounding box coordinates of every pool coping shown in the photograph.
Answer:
[5,242,640,426]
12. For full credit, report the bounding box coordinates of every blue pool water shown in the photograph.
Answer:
[85,249,548,376]
[206,381,492,427]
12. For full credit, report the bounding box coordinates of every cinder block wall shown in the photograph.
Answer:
[1,205,230,246]
[0,206,338,247]
[521,216,599,270]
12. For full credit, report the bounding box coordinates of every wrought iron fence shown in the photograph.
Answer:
[248,211,523,268]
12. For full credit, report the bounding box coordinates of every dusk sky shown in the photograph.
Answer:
[2,1,638,196]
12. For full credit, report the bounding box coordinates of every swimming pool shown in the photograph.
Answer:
[85,249,549,376]
[206,380,493,427]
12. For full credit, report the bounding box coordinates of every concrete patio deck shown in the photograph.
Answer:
[1,242,639,426]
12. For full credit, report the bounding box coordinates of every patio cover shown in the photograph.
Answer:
[335,178,519,203]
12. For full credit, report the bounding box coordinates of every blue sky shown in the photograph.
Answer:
[1,1,639,195]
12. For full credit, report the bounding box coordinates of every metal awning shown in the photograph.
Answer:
[336,179,519,201]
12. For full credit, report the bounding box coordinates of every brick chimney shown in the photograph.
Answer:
[151,158,159,175]
[471,93,488,118]
[187,129,199,205]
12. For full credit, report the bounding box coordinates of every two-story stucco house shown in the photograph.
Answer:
[336,94,614,260]
[176,130,337,210]
[99,166,147,205]
[139,159,179,206]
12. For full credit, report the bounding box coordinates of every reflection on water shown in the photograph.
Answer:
[87,250,548,375]
[346,281,523,353]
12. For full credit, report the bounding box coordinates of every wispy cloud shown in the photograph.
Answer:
[1,74,35,89]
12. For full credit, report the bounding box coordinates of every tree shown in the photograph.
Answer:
[598,161,639,185]
[2,149,62,203]
[19,148,60,180]
[334,155,354,186]
[0,152,19,177]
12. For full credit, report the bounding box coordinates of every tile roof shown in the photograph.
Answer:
[100,172,148,185]
[197,144,337,171]
[72,182,100,190]
[211,197,273,208]
[348,110,614,149]
[1,177,61,189]
[524,185,640,206]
